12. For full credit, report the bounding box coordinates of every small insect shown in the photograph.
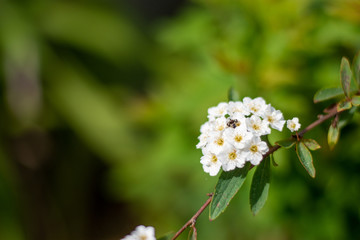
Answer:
[226,119,240,128]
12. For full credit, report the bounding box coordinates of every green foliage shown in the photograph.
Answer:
[302,139,321,151]
[313,87,344,103]
[353,52,360,87]
[2,0,360,239]
[328,124,340,150]
[340,57,352,98]
[209,164,249,220]
[296,142,316,178]
[250,158,271,216]
[337,99,352,111]
[351,95,360,106]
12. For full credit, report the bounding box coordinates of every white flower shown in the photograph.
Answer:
[121,225,156,240]
[207,132,232,155]
[200,121,212,134]
[243,97,267,116]
[246,115,271,136]
[213,116,227,132]
[223,127,253,150]
[228,101,250,117]
[207,102,229,120]
[263,105,286,131]
[200,148,222,176]
[287,117,301,132]
[219,147,246,171]
[244,137,269,165]
[196,132,210,149]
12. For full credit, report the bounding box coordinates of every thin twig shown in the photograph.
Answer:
[171,193,213,240]
[172,102,346,240]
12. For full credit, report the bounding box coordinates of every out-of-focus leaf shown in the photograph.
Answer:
[338,106,356,128]
[303,139,321,151]
[250,157,270,215]
[275,138,296,149]
[228,87,239,101]
[296,142,316,178]
[188,228,197,240]
[353,51,360,87]
[337,99,352,111]
[37,2,143,62]
[209,163,249,220]
[340,57,352,97]
[313,87,344,103]
[328,125,340,150]
[351,95,360,106]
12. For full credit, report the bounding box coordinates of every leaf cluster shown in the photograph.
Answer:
[209,52,360,220]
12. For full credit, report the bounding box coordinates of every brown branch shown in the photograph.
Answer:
[171,193,213,240]
[172,102,346,240]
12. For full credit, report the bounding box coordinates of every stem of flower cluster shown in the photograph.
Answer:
[172,103,344,240]
[171,193,213,240]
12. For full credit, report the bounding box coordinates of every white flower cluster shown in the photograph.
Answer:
[121,225,156,240]
[197,97,301,176]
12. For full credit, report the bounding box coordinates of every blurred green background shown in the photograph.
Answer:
[1,0,360,239]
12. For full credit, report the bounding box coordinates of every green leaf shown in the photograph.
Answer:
[337,99,352,111]
[340,57,352,97]
[302,139,321,151]
[296,142,316,178]
[352,51,360,88]
[313,87,344,103]
[228,87,239,101]
[275,138,296,149]
[209,163,249,220]
[351,95,360,106]
[250,157,270,215]
[328,124,340,150]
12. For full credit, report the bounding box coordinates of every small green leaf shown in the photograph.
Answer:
[250,157,270,215]
[328,125,340,150]
[302,139,321,151]
[351,95,360,106]
[275,138,296,149]
[188,228,196,240]
[338,106,356,128]
[209,163,249,220]
[337,99,352,111]
[352,51,360,88]
[228,87,239,101]
[313,87,344,103]
[296,142,316,178]
[340,57,352,97]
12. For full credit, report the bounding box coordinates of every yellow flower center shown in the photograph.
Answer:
[251,106,258,112]
[216,138,224,146]
[211,155,218,163]
[234,135,243,142]
[139,235,148,240]
[290,123,296,129]
[229,151,237,160]
[235,122,241,127]
[217,125,224,131]
[267,116,274,123]
[250,145,258,153]
[252,124,260,131]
